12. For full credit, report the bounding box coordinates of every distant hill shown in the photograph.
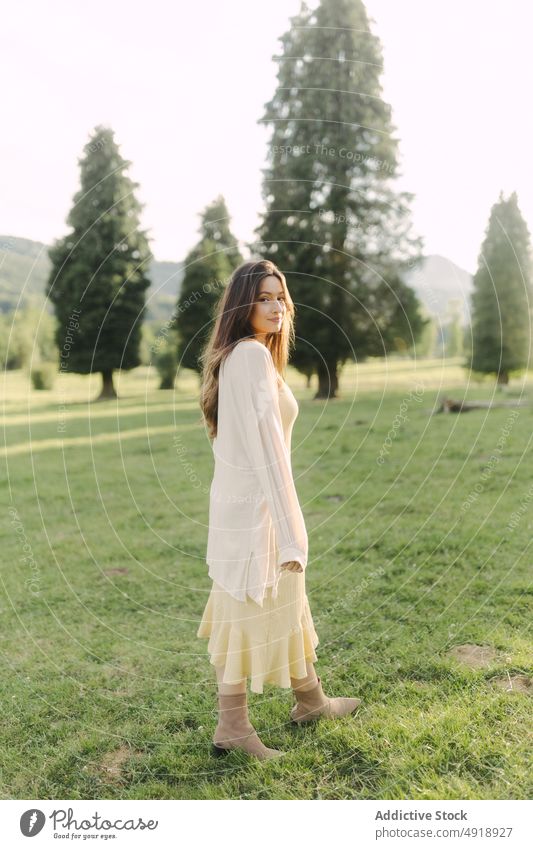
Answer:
[0,235,473,326]
[0,234,184,322]
[405,254,473,326]
[0,235,50,311]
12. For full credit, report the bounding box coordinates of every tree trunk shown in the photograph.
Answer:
[314,360,339,399]
[97,368,117,400]
[497,370,509,387]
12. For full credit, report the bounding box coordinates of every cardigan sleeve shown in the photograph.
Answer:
[232,343,308,569]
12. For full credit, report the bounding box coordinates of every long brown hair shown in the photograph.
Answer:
[199,259,296,440]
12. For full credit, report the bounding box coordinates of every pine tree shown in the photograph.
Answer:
[252,0,424,397]
[200,195,243,269]
[175,243,232,376]
[470,191,532,385]
[175,198,241,377]
[46,125,152,399]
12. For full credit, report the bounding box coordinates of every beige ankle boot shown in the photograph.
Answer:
[290,675,361,725]
[212,691,284,760]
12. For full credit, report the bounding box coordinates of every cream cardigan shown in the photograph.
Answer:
[205,339,308,607]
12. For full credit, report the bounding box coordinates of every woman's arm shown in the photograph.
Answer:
[230,343,308,570]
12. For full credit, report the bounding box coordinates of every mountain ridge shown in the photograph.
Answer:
[0,234,472,325]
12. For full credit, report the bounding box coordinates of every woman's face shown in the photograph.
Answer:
[249,274,287,341]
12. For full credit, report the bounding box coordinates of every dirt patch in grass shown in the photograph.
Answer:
[97,745,132,782]
[103,568,129,576]
[447,644,498,668]
[490,674,532,695]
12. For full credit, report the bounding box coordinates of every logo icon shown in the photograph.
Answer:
[20,809,46,837]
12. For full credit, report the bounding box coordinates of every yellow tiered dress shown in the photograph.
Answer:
[196,378,319,694]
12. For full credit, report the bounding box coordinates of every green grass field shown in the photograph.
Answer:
[1,358,532,800]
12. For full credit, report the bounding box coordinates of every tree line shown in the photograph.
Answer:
[39,0,532,398]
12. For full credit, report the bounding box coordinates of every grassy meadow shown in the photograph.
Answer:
[1,357,532,800]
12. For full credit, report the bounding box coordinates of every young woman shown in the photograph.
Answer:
[198,259,361,760]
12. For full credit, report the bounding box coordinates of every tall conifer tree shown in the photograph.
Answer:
[200,195,243,270]
[46,125,152,399]
[253,0,424,396]
[470,191,532,385]
[176,197,241,375]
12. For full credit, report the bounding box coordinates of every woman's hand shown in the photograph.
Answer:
[280,560,303,573]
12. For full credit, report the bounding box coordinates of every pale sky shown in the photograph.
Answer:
[1,0,531,274]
